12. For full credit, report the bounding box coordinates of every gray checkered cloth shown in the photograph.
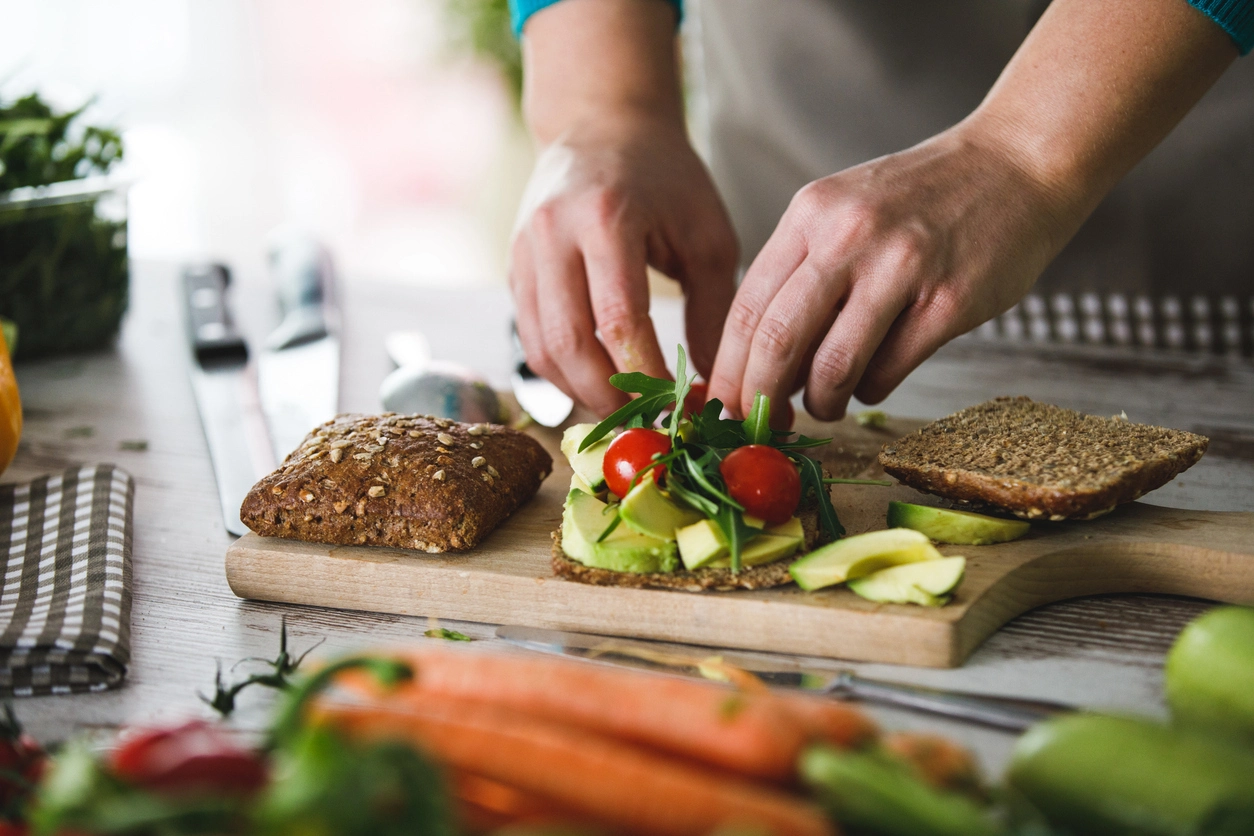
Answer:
[0,466,133,696]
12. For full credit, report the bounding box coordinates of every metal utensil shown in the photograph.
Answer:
[183,264,275,537]
[496,625,1073,732]
[509,320,573,427]
[378,329,503,423]
[257,231,341,461]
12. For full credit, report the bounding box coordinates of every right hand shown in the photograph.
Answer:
[509,115,739,416]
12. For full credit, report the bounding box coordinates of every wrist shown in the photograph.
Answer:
[521,0,684,145]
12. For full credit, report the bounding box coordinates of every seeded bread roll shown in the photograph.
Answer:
[241,413,552,551]
[879,397,1209,520]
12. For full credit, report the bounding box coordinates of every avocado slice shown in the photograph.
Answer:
[789,528,942,591]
[561,489,678,573]
[677,518,804,570]
[708,534,803,569]
[847,556,966,606]
[887,501,1029,545]
[560,423,611,491]
[619,478,703,541]
[570,472,595,495]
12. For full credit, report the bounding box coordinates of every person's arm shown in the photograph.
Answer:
[510,0,737,416]
[708,0,1238,422]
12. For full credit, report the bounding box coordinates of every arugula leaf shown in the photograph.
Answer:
[679,448,741,509]
[712,504,758,573]
[691,398,747,449]
[742,392,773,445]
[666,475,719,518]
[424,628,473,642]
[596,504,624,542]
[578,390,671,451]
[788,452,845,541]
[607,371,674,396]
[670,344,693,443]
[775,434,833,450]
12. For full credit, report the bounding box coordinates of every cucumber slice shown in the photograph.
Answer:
[789,529,942,591]
[847,556,966,606]
[887,502,1029,545]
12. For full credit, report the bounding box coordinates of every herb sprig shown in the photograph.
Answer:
[585,347,845,572]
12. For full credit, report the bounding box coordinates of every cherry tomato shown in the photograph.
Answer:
[682,382,709,417]
[0,710,45,817]
[110,721,268,798]
[719,445,801,525]
[602,428,672,498]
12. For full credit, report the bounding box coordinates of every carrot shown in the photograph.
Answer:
[452,771,595,834]
[343,648,818,782]
[315,697,836,836]
[774,692,880,751]
[883,731,986,800]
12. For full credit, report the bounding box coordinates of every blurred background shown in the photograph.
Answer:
[0,0,528,289]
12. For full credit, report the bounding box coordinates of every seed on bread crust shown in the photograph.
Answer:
[878,396,1208,520]
[241,413,552,552]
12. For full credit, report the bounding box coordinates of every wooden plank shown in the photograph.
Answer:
[226,414,1254,668]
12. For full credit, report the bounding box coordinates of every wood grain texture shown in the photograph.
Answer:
[227,415,1254,668]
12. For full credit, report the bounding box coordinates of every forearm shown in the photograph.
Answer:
[521,0,684,144]
[966,0,1237,224]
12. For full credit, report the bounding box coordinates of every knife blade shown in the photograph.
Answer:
[510,320,573,427]
[495,625,1074,732]
[184,264,276,536]
[257,233,341,461]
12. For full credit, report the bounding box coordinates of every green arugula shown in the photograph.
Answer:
[742,392,773,445]
[577,345,696,452]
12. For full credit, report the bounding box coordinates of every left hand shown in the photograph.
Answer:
[707,122,1069,421]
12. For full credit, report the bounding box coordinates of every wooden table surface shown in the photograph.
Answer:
[6,260,1254,777]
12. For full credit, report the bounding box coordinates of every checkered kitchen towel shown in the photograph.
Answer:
[0,466,133,696]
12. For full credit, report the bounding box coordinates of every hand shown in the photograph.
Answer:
[708,124,1065,421]
[709,0,1235,422]
[510,117,738,416]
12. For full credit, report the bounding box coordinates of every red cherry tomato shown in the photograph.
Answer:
[682,382,709,417]
[110,721,268,798]
[0,712,45,815]
[719,445,801,525]
[602,428,672,498]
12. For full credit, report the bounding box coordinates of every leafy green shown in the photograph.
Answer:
[423,628,473,642]
[577,345,696,451]
[0,92,128,359]
[712,504,759,573]
[789,452,845,540]
[742,392,773,445]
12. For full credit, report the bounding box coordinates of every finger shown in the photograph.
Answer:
[530,226,626,416]
[803,276,913,421]
[737,255,850,419]
[510,235,577,399]
[677,225,739,381]
[581,227,669,379]
[853,296,959,405]
[707,227,808,417]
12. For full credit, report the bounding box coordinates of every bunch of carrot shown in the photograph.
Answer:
[313,648,882,835]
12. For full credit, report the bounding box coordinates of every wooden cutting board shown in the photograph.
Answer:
[225,414,1254,668]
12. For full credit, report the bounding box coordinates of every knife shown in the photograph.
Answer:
[496,625,1074,732]
[184,264,276,536]
[256,232,341,461]
[510,320,573,427]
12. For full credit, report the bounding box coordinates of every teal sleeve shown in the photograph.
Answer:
[510,0,682,36]
[1187,0,1254,54]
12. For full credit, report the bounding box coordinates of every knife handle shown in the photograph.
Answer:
[183,263,248,367]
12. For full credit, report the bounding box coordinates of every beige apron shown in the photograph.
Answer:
[689,0,1254,299]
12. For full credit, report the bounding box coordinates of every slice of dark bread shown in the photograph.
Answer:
[878,396,1208,520]
[552,503,824,593]
[241,413,551,551]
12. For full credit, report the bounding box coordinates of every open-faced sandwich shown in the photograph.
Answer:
[553,347,848,593]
